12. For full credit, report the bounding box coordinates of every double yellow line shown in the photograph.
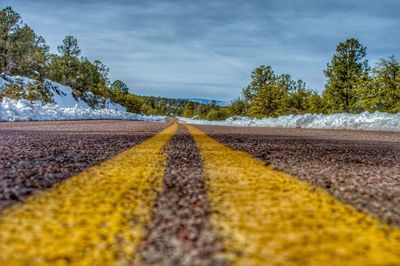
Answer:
[0,123,399,265]
[0,123,177,265]
[187,125,400,266]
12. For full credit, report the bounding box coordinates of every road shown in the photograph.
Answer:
[0,120,399,265]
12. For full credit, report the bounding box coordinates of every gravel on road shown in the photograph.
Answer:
[137,125,226,266]
[197,125,400,226]
[0,120,169,211]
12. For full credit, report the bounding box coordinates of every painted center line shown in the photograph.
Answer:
[1,122,399,266]
[187,124,400,266]
[0,123,177,265]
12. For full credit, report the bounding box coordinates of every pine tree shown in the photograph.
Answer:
[244,66,291,117]
[0,7,22,74]
[323,38,369,113]
[305,91,325,114]
[110,80,129,104]
[111,80,129,95]
[58,35,81,58]
[124,94,143,113]
[47,36,112,107]
[229,97,247,115]
[183,101,195,117]
[48,35,81,87]
[250,84,287,117]
[75,58,110,107]
[14,26,49,80]
[88,59,110,98]
[242,65,275,105]
[0,7,49,79]
[0,77,54,104]
[358,55,400,112]
[287,80,312,114]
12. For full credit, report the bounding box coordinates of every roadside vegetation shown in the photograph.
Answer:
[1,6,399,119]
[186,38,399,120]
[0,6,198,115]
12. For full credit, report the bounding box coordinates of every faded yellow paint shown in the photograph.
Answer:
[0,123,177,266]
[186,124,400,266]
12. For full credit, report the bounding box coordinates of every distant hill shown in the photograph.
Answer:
[178,98,231,107]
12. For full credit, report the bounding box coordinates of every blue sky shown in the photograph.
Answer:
[2,0,400,100]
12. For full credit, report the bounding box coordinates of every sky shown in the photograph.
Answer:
[2,0,400,100]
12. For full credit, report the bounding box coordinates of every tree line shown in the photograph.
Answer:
[1,7,399,118]
[0,7,154,113]
[197,38,399,120]
[0,6,212,115]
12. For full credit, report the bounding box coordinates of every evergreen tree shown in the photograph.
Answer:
[58,35,81,58]
[205,108,229,121]
[183,101,195,117]
[89,59,110,97]
[242,65,275,105]
[0,6,22,74]
[111,80,129,95]
[305,92,325,114]
[277,73,296,93]
[323,38,369,113]
[141,96,157,115]
[124,94,143,113]
[358,55,400,112]
[48,35,112,107]
[156,100,168,115]
[249,83,284,116]
[0,77,54,104]
[229,97,247,115]
[287,80,313,114]
[244,66,291,117]
[75,58,110,107]
[49,35,81,87]
[0,7,49,79]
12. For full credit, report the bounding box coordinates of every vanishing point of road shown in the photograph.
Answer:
[0,120,399,265]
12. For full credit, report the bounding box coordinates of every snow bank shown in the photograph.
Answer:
[0,76,7,89]
[0,75,161,122]
[0,98,165,122]
[178,112,400,131]
[0,75,127,111]
[48,81,91,109]
[0,75,147,121]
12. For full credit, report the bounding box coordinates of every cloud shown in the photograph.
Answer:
[2,0,400,100]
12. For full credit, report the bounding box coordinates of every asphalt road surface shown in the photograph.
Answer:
[0,120,399,266]
[197,125,400,226]
[0,120,170,210]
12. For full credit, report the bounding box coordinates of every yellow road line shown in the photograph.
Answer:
[0,123,177,266]
[186,124,400,266]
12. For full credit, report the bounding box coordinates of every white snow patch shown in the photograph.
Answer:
[0,75,147,121]
[107,101,126,112]
[178,112,400,131]
[0,74,90,108]
[0,75,127,111]
[0,98,165,122]
[0,77,6,90]
[48,80,90,109]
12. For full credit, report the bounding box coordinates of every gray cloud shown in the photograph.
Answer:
[2,0,400,100]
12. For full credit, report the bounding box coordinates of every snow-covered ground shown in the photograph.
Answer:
[0,98,165,122]
[0,75,164,122]
[49,80,90,109]
[0,75,127,110]
[178,112,400,131]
